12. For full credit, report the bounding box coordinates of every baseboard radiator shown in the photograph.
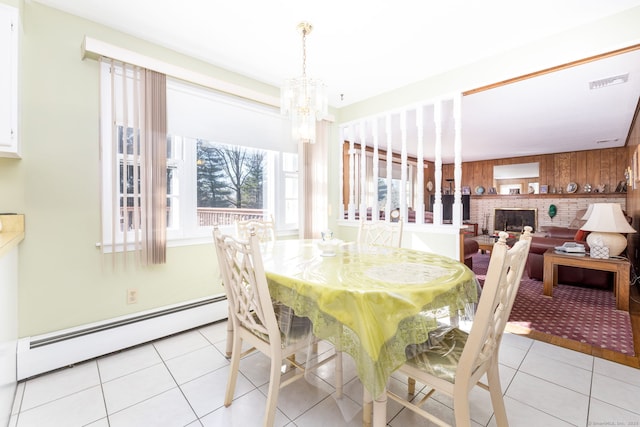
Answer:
[16,295,228,380]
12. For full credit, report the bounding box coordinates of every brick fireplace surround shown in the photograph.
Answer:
[469,195,627,234]
[494,208,537,233]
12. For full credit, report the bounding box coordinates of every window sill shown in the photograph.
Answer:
[98,224,299,253]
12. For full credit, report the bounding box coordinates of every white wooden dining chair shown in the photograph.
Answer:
[213,227,342,427]
[387,228,532,427]
[235,215,276,243]
[357,218,404,248]
[222,215,276,356]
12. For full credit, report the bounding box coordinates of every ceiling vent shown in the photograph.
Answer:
[589,73,629,89]
[595,138,619,144]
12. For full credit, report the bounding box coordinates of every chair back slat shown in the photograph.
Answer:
[235,215,276,243]
[459,227,532,380]
[357,219,403,248]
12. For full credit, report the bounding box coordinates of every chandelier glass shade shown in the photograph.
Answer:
[281,22,328,144]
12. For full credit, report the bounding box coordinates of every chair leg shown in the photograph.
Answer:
[452,394,473,427]
[487,360,509,426]
[263,356,283,427]
[372,392,388,427]
[335,350,343,398]
[362,388,373,427]
[451,379,474,427]
[225,310,234,358]
[407,377,416,395]
[286,354,296,369]
[224,334,242,406]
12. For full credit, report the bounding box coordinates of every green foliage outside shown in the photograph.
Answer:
[197,141,265,209]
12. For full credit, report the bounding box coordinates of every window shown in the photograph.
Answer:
[101,68,297,250]
[342,142,424,221]
[341,98,464,226]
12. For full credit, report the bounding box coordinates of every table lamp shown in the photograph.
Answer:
[580,203,635,257]
[580,204,593,220]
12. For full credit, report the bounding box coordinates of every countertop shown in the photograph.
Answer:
[0,214,25,259]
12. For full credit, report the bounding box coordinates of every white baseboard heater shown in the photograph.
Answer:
[16,295,228,380]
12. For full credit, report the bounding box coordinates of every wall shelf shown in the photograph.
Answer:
[470,193,626,200]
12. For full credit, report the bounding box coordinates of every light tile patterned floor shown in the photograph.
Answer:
[8,320,640,426]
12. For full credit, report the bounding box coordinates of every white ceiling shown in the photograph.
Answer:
[33,0,640,161]
[460,49,640,161]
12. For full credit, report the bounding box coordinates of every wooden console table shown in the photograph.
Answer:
[543,248,631,311]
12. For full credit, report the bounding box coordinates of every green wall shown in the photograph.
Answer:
[2,1,284,336]
[3,0,640,337]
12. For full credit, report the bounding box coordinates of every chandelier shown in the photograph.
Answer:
[281,22,328,144]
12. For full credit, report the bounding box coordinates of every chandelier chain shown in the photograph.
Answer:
[301,24,308,78]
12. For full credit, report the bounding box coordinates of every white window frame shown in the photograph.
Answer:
[100,74,298,251]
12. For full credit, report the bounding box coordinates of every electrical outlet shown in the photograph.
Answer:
[127,289,138,304]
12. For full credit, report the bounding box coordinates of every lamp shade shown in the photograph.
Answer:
[580,203,635,257]
[580,204,593,220]
[580,203,635,233]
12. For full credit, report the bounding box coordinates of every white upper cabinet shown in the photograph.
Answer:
[0,4,18,158]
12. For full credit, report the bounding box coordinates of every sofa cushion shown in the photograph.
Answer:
[543,226,579,240]
[574,229,589,242]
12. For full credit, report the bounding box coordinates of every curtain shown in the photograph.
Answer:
[100,58,167,265]
[301,120,330,239]
[143,70,167,264]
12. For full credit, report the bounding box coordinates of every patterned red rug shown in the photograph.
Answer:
[472,253,635,355]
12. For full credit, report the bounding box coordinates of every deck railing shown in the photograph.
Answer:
[119,207,268,230]
[196,208,268,226]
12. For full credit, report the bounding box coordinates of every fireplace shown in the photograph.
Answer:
[494,208,537,233]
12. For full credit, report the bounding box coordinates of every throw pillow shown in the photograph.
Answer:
[568,208,588,229]
[574,229,589,241]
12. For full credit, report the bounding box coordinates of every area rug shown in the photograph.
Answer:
[472,253,635,355]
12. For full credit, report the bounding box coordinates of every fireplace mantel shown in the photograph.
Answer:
[470,194,626,234]
[471,193,626,200]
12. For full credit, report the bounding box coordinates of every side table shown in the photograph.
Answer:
[462,222,478,236]
[542,248,631,311]
[470,235,496,253]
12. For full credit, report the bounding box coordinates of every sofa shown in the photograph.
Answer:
[526,209,612,289]
[463,237,479,269]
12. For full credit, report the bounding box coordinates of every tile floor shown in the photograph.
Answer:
[7,320,640,427]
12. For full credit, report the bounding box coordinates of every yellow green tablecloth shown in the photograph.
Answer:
[263,240,478,398]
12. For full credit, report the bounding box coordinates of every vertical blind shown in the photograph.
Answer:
[100,58,168,265]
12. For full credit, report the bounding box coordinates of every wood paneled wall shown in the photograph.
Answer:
[624,112,640,273]
[441,147,628,195]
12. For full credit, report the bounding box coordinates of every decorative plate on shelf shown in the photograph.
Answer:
[475,185,485,195]
[566,182,578,193]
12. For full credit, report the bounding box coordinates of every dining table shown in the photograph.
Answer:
[261,239,479,427]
